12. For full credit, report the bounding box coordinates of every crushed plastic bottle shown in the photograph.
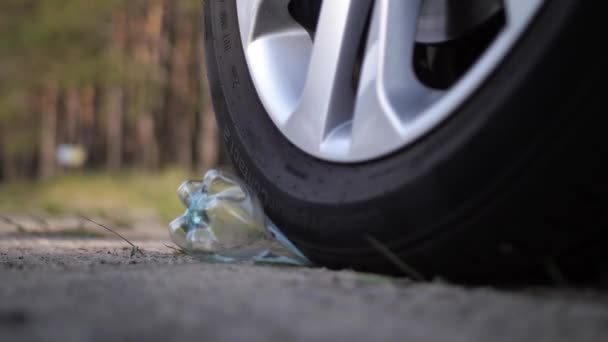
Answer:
[169,169,311,266]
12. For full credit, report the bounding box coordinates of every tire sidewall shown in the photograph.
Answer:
[204,0,593,255]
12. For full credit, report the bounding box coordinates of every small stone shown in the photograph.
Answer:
[0,310,28,326]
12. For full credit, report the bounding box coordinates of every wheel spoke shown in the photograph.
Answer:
[284,0,373,151]
[351,0,442,155]
[237,0,295,48]
[503,0,544,27]
[237,0,312,124]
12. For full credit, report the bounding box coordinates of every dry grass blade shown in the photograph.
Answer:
[0,214,26,232]
[366,236,425,281]
[81,216,144,257]
[29,213,51,231]
[162,243,190,256]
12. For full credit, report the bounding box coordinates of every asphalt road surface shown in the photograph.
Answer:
[1,217,607,342]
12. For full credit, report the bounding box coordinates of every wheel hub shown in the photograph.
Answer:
[235,0,544,163]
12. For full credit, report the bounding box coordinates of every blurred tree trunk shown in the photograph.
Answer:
[80,85,96,155]
[136,113,158,169]
[38,83,59,179]
[65,87,81,144]
[169,5,196,169]
[0,135,17,181]
[105,8,127,171]
[197,29,219,172]
[132,0,164,170]
[106,87,123,170]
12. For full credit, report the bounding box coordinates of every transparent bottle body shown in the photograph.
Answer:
[170,170,310,266]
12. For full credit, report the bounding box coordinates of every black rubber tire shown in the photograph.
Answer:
[204,0,608,282]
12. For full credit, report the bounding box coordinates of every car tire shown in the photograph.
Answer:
[203,0,608,282]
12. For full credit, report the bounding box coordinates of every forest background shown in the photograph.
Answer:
[0,0,223,222]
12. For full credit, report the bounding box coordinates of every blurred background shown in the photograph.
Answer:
[0,0,224,228]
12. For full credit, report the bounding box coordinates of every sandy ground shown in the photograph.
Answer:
[1,215,608,342]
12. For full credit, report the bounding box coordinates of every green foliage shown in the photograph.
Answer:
[0,0,118,88]
[0,0,120,156]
